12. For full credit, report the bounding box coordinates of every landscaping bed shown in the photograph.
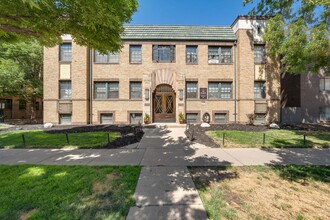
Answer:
[0,125,144,149]
[186,123,330,148]
[190,166,330,220]
[0,165,141,220]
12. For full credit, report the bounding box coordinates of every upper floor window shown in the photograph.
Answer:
[130,82,142,99]
[208,82,232,99]
[186,82,198,99]
[94,50,119,63]
[60,43,72,62]
[186,46,198,64]
[254,81,266,99]
[152,45,175,63]
[208,46,232,64]
[59,81,72,99]
[319,77,330,91]
[94,82,119,99]
[254,45,266,63]
[130,45,142,63]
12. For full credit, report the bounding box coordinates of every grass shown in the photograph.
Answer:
[190,166,330,220]
[0,130,120,149]
[207,129,330,148]
[0,165,141,220]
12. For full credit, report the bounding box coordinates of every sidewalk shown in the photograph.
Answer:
[1,125,330,220]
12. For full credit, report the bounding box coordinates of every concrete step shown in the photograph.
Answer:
[144,123,187,129]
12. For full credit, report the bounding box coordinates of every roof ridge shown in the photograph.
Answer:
[124,24,230,28]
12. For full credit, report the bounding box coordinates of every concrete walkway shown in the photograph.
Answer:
[1,125,330,219]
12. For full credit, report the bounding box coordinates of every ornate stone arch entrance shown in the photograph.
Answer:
[153,84,176,122]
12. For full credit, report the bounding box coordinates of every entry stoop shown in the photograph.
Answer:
[144,123,186,129]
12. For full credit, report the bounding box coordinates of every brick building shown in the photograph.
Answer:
[43,16,281,125]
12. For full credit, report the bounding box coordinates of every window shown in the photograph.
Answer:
[94,50,119,63]
[254,45,266,63]
[19,100,26,110]
[152,45,175,62]
[186,82,198,99]
[186,113,198,124]
[60,114,71,125]
[60,81,72,99]
[320,107,330,121]
[100,113,113,124]
[0,99,12,109]
[130,82,142,99]
[186,46,198,64]
[254,114,266,125]
[254,81,266,99]
[208,46,232,64]
[60,43,72,62]
[319,77,330,91]
[130,113,143,124]
[214,113,227,124]
[130,45,142,63]
[94,82,119,99]
[35,102,40,111]
[208,82,232,99]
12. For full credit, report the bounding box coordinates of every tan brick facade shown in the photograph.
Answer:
[43,17,281,125]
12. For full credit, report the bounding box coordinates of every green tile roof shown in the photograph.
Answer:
[122,25,236,41]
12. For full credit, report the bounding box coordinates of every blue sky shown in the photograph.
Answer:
[130,0,254,26]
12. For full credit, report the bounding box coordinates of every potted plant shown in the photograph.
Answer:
[178,113,185,124]
[144,113,150,124]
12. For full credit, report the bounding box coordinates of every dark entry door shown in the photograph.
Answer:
[153,85,176,122]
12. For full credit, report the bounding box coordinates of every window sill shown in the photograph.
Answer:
[208,63,233,65]
[59,61,72,64]
[153,61,176,63]
[186,63,198,65]
[94,62,119,65]
[254,62,266,65]
[208,98,233,101]
[130,62,142,64]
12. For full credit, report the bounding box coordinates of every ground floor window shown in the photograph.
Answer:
[254,114,266,125]
[19,100,26,110]
[60,114,72,125]
[320,107,330,121]
[130,113,142,124]
[100,113,113,124]
[186,82,198,99]
[214,113,227,124]
[208,82,232,99]
[186,113,198,124]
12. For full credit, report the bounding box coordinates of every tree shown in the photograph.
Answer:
[0,0,138,53]
[244,0,330,75]
[0,40,43,121]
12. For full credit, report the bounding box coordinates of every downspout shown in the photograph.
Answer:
[89,48,93,124]
[234,40,237,123]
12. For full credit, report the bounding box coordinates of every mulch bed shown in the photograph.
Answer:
[44,124,144,148]
[185,123,330,148]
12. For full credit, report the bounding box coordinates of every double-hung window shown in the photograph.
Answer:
[94,50,119,63]
[186,46,198,64]
[60,81,72,99]
[254,81,266,99]
[186,82,198,99]
[60,43,72,62]
[254,45,266,63]
[208,82,232,99]
[94,82,119,99]
[152,45,175,62]
[130,45,142,63]
[130,82,142,99]
[320,107,330,121]
[208,46,232,64]
[319,77,330,91]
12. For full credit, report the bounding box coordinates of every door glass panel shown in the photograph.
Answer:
[166,96,174,113]
[155,96,162,113]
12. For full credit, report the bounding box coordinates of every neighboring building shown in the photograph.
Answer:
[281,73,330,124]
[0,96,43,123]
[43,16,281,125]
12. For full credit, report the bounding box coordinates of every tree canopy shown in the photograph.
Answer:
[0,40,43,100]
[244,0,330,75]
[0,0,138,53]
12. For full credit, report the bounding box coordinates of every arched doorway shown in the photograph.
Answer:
[153,84,176,122]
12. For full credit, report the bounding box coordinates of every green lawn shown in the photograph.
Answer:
[190,166,330,220]
[0,165,140,220]
[0,130,120,149]
[207,129,330,148]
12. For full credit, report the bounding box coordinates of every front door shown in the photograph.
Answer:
[153,85,176,122]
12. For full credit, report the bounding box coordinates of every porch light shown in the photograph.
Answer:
[145,89,149,101]
[179,89,183,100]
